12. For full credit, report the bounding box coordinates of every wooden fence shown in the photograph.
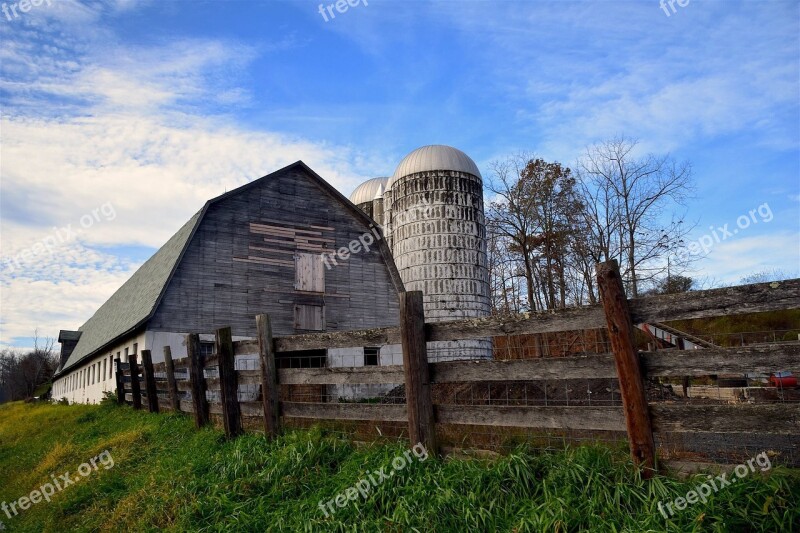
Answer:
[117,261,800,474]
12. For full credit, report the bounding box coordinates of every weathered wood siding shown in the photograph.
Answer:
[148,166,401,338]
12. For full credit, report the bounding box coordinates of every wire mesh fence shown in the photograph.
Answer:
[128,322,799,467]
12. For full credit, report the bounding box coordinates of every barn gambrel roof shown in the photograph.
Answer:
[56,161,403,377]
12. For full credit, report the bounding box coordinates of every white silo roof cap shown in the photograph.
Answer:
[349,177,390,205]
[388,145,481,189]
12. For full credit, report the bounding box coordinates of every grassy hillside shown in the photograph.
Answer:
[0,401,798,532]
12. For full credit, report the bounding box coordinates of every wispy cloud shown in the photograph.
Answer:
[688,232,800,285]
[0,3,376,347]
[1,0,797,349]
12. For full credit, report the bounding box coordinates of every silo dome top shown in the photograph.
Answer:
[389,145,481,189]
[349,177,389,205]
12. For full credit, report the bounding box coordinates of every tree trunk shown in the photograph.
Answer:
[522,249,536,312]
[627,229,638,298]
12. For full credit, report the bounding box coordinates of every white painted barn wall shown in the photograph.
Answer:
[52,332,146,405]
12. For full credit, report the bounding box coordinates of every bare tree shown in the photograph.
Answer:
[487,154,583,311]
[576,137,694,297]
[486,154,542,311]
[486,220,526,314]
[0,331,58,402]
[739,269,798,285]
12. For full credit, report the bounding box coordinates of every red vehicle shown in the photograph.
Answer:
[769,371,798,388]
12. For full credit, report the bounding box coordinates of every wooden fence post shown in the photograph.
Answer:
[141,349,159,413]
[163,346,181,412]
[216,327,242,438]
[256,314,280,439]
[187,333,209,428]
[129,353,142,410]
[596,260,656,477]
[114,358,125,405]
[399,291,437,455]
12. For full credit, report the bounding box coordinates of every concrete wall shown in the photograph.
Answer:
[385,169,491,361]
[52,332,404,405]
[326,345,403,400]
[146,331,252,363]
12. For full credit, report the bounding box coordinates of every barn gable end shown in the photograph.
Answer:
[148,163,403,337]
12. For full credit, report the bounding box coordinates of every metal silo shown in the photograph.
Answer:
[349,177,389,225]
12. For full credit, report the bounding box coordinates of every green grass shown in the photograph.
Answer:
[0,401,798,532]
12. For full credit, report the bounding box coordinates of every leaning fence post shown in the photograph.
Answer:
[163,346,181,412]
[256,314,280,439]
[141,349,159,413]
[216,327,242,438]
[187,333,209,428]
[596,260,656,477]
[400,291,437,455]
[115,358,125,405]
[129,353,142,410]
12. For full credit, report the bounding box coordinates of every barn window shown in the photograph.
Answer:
[133,343,138,355]
[294,304,324,331]
[364,347,379,366]
[200,342,214,358]
[276,349,327,369]
[295,253,325,293]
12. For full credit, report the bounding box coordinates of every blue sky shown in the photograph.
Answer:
[1,0,798,349]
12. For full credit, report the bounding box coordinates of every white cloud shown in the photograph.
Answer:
[426,1,800,160]
[0,238,138,348]
[0,10,377,348]
[687,232,800,285]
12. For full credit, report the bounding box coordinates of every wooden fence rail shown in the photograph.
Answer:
[116,267,800,472]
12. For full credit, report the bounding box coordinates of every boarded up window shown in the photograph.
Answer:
[295,253,325,293]
[295,304,324,331]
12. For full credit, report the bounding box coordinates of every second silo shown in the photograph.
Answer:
[385,145,491,361]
